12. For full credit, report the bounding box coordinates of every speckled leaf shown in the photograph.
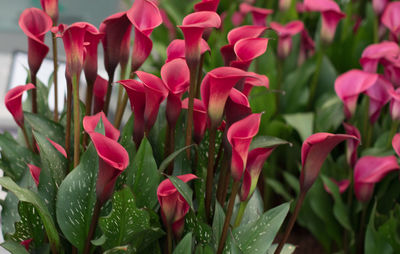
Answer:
[212,202,225,249]
[158,145,194,173]
[24,112,65,146]
[0,133,39,181]
[1,239,30,254]
[0,177,60,251]
[195,245,214,254]
[117,116,136,190]
[99,187,151,250]
[267,244,296,254]
[119,114,134,145]
[167,175,194,209]
[249,136,290,150]
[232,202,290,254]
[56,144,98,252]
[185,212,213,245]
[173,232,192,254]
[131,138,160,209]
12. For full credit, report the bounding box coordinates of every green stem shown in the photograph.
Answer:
[83,200,102,254]
[30,72,37,114]
[72,74,80,167]
[216,181,240,254]
[65,84,72,164]
[52,34,59,122]
[274,191,307,254]
[166,223,173,254]
[387,120,399,148]
[275,58,283,113]
[356,204,368,254]
[234,201,248,228]
[205,127,217,222]
[83,81,94,148]
[307,49,324,110]
[21,124,32,152]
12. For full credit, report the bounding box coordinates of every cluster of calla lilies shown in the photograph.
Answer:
[3,0,400,253]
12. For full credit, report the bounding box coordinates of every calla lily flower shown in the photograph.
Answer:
[82,23,103,86]
[323,178,350,195]
[239,3,273,27]
[100,12,132,79]
[230,37,269,70]
[225,88,252,127]
[343,123,361,169]
[300,133,357,192]
[28,164,41,186]
[381,2,400,42]
[118,80,146,145]
[161,59,190,127]
[227,113,262,181]
[194,0,220,12]
[20,239,33,251]
[360,41,400,73]
[392,133,400,157]
[354,155,400,202]
[373,0,389,16]
[157,174,197,238]
[298,28,315,66]
[40,0,58,24]
[365,75,392,124]
[93,75,108,114]
[83,111,120,141]
[178,11,221,66]
[201,67,258,128]
[270,21,304,59]
[19,8,52,76]
[127,0,162,72]
[279,0,291,12]
[389,87,400,121]
[89,132,129,204]
[46,137,67,158]
[182,98,208,144]
[166,39,210,63]
[242,73,270,97]
[334,70,379,119]
[304,0,345,44]
[240,147,275,201]
[382,57,400,87]
[5,83,35,128]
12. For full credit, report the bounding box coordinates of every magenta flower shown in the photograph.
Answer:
[5,83,35,128]
[82,23,103,86]
[354,155,399,202]
[381,2,400,42]
[227,113,262,181]
[225,88,252,126]
[83,111,120,141]
[46,137,67,158]
[28,164,41,186]
[194,0,220,12]
[230,37,269,70]
[300,133,357,192]
[392,133,400,157]
[389,87,400,121]
[100,12,132,79]
[201,67,257,127]
[40,0,58,24]
[161,59,190,127]
[92,75,108,115]
[373,0,389,16]
[343,123,361,169]
[127,0,162,72]
[382,57,400,86]
[239,3,273,27]
[157,174,197,237]
[270,21,304,59]
[240,147,275,201]
[365,75,392,124]
[20,239,33,251]
[334,70,379,119]
[323,178,350,195]
[19,8,52,76]
[304,0,345,44]
[166,39,210,63]
[182,98,208,144]
[360,41,400,73]
[242,72,270,97]
[89,132,129,204]
[298,28,315,66]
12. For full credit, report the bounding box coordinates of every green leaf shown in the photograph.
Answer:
[195,245,214,254]
[0,177,60,251]
[56,144,98,252]
[166,175,194,209]
[232,189,264,227]
[159,145,194,173]
[94,117,105,135]
[232,202,290,254]
[267,244,296,254]
[99,187,151,250]
[131,137,160,209]
[120,114,134,145]
[283,113,314,141]
[212,202,225,249]
[173,232,193,254]
[249,136,290,150]
[24,112,65,146]
[185,212,213,245]
[266,179,292,201]
[1,240,30,254]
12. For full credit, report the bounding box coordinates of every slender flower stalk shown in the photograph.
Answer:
[51,33,59,121]
[72,74,80,167]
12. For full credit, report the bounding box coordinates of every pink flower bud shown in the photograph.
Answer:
[28,164,41,186]
[5,83,35,127]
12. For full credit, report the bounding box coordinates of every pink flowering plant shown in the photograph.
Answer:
[1,0,400,253]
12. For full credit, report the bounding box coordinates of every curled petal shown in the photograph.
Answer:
[93,75,108,114]
[381,2,400,42]
[365,75,392,124]
[166,39,210,63]
[127,0,162,35]
[390,87,400,121]
[271,21,304,59]
[242,73,269,97]
[239,3,273,26]
[343,123,361,169]
[225,88,251,126]
[28,164,41,186]
[47,137,67,158]
[194,0,220,12]
[392,133,400,157]
[82,24,103,85]
[323,178,350,195]
[5,83,35,127]
[227,25,267,45]
[83,111,120,140]
[161,58,190,94]
[360,41,400,73]
[234,37,269,63]
[373,0,389,16]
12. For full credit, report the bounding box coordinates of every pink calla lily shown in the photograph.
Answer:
[270,21,304,59]
[392,133,400,157]
[354,155,400,202]
[365,75,392,124]
[28,164,41,186]
[225,88,252,126]
[323,178,350,195]
[82,23,103,86]
[5,83,35,127]
[40,0,58,24]
[83,111,120,141]
[381,2,400,42]
[298,28,315,66]
[239,3,273,27]
[19,8,52,76]
[157,174,197,237]
[373,0,389,17]
[194,0,220,12]
[300,133,358,192]
[227,113,262,181]
[242,73,270,97]
[182,98,208,144]
[304,0,345,44]
[93,75,108,114]
[334,70,379,119]
[360,41,400,73]
[230,37,269,70]
[47,137,67,158]
[89,132,129,204]
[389,87,400,121]
[166,39,210,63]
[343,123,361,169]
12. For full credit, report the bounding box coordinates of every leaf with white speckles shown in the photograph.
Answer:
[212,202,225,249]
[25,112,65,146]
[99,186,151,250]
[173,232,192,254]
[56,144,98,252]
[232,202,290,254]
[185,212,213,245]
[167,175,194,209]
[1,239,30,254]
[267,244,296,254]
